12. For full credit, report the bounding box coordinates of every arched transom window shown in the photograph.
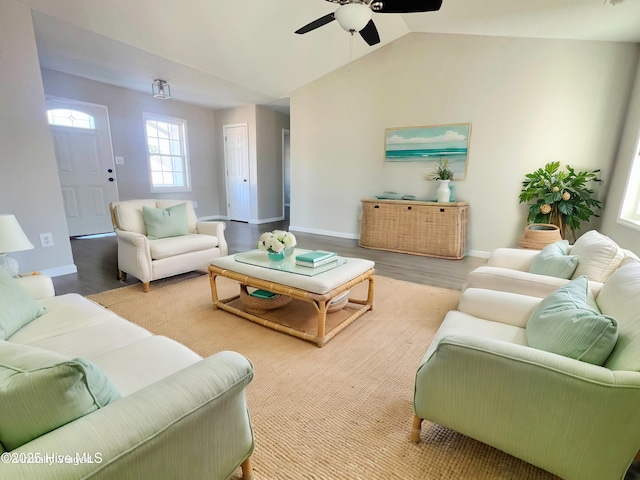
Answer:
[47,109,96,129]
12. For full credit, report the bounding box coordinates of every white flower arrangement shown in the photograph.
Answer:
[257,230,297,254]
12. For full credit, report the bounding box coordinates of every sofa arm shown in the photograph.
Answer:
[415,335,640,480]
[196,221,228,256]
[1,351,254,480]
[15,274,55,300]
[487,247,540,270]
[114,229,152,282]
[457,288,541,328]
[466,266,605,298]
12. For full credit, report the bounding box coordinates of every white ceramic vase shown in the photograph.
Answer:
[436,179,451,203]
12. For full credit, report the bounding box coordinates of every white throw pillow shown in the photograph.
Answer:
[570,230,624,283]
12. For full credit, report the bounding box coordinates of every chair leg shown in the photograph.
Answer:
[241,457,253,480]
[410,415,423,443]
[143,282,150,293]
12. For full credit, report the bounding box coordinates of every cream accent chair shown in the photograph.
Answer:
[110,199,228,292]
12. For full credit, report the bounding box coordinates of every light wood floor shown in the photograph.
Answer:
[52,218,487,296]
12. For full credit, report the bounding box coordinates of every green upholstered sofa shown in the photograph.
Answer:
[0,273,254,479]
[412,258,640,480]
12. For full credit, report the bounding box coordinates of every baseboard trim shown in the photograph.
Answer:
[249,216,286,224]
[468,250,491,258]
[40,264,78,277]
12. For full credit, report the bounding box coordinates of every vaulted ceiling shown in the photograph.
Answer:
[24,0,640,113]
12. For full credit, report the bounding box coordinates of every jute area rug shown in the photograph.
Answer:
[88,273,556,480]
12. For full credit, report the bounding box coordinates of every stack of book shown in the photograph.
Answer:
[295,250,338,268]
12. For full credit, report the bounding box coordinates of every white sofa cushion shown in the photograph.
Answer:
[0,342,120,450]
[8,294,151,360]
[422,310,528,362]
[91,336,202,397]
[570,230,624,283]
[150,234,218,260]
[113,199,156,234]
[599,260,640,371]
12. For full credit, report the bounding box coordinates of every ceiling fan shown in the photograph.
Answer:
[295,0,443,46]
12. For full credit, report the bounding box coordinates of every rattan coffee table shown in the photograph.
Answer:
[208,250,375,347]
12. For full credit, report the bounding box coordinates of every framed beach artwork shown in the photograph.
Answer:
[384,123,471,180]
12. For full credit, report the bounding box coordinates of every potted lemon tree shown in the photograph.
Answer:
[519,161,602,241]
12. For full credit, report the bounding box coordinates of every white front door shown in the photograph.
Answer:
[47,99,118,236]
[224,124,251,222]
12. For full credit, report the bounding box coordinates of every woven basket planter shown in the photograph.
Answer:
[518,223,563,250]
[327,292,349,313]
[239,285,292,314]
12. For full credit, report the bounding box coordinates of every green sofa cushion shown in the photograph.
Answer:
[142,202,189,240]
[0,342,120,450]
[528,240,579,279]
[0,268,47,340]
[526,276,618,365]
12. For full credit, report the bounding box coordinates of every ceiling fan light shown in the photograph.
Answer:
[335,3,372,33]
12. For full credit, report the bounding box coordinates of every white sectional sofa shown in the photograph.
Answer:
[414,251,640,480]
[466,230,639,298]
[0,271,254,479]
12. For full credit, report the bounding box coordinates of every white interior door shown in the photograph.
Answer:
[47,99,118,236]
[224,124,250,222]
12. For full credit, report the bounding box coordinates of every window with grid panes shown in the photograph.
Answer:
[144,113,191,192]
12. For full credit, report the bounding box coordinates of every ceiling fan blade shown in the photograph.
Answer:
[359,20,380,46]
[295,12,336,34]
[373,0,443,14]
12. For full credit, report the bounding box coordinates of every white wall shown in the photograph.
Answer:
[0,1,74,275]
[256,105,290,221]
[41,69,221,218]
[599,61,640,253]
[290,33,638,254]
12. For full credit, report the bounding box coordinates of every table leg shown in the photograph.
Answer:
[317,300,327,343]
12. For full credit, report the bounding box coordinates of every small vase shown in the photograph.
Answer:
[268,250,286,261]
[284,247,295,257]
[436,179,451,203]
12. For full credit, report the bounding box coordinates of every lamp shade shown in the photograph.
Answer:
[335,3,372,32]
[0,215,34,253]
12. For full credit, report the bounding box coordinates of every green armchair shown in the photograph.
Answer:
[412,259,640,480]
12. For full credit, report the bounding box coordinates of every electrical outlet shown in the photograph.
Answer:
[40,233,54,247]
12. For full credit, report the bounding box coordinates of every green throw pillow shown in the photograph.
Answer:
[142,203,189,240]
[529,240,579,279]
[526,276,618,365]
[0,342,120,450]
[0,268,47,340]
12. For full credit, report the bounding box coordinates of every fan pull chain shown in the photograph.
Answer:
[347,33,354,86]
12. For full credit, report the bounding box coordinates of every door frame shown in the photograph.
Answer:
[282,128,290,219]
[223,123,250,222]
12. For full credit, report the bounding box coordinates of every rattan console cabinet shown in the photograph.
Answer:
[359,199,469,259]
